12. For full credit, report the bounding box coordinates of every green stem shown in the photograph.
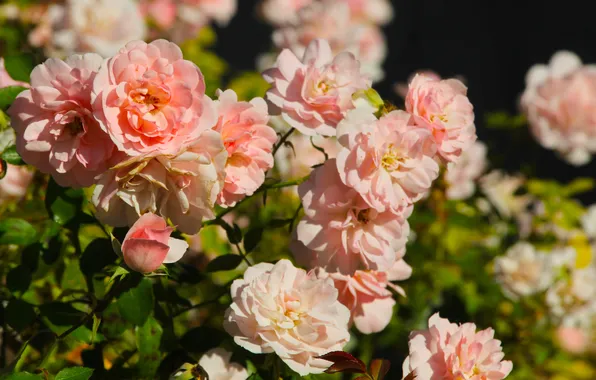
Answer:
[272,128,295,156]
[173,289,229,318]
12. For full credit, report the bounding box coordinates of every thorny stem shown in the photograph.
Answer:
[272,128,295,156]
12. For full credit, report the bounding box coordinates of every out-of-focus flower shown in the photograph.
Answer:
[556,326,589,355]
[9,54,115,188]
[121,213,189,273]
[479,170,531,219]
[0,165,34,203]
[92,39,216,157]
[223,259,350,376]
[178,0,237,27]
[336,108,439,212]
[340,0,393,25]
[581,204,596,239]
[405,73,476,163]
[0,58,29,88]
[31,0,146,58]
[271,2,386,82]
[445,141,487,200]
[259,0,313,25]
[493,242,554,300]
[213,89,276,207]
[93,129,227,234]
[402,313,513,380]
[197,348,248,380]
[521,51,596,166]
[293,159,411,274]
[140,0,178,30]
[325,259,411,334]
[546,265,596,328]
[263,39,370,136]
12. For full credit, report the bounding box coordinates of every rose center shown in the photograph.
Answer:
[357,209,372,224]
[381,145,404,172]
[65,117,84,136]
[430,113,449,123]
[130,85,170,113]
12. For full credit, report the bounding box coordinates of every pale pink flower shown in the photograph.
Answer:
[140,0,178,30]
[9,54,115,188]
[0,164,34,202]
[178,0,237,26]
[271,2,386,82]
[445,140,488,200]
[336,108,440,212]
[556,326,589,354]
[293,159,411,274]
[121,213,189,273]
[213,89,277,207]
[339,0,394,25]
[93,129,227,234]
[406,73,476,163]
[0,58,29,88]
[197,348,248,380]
[479,170,532,219]
[402,313,513,380]
[263,38,370,137]
[521,51,596,166]
[92,39,216,157]
[395,71,442,99]
[493,242,554,300]
[259,0,314,25]
[223,259,350,376]
[581,204,596,239]
[36,0,146,58]
[326,259,412,334]
[546,266,596,329]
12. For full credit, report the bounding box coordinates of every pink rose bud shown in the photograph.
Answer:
[121,213,189,273]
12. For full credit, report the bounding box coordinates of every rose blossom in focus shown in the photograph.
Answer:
[406,73,476,163]
[92,39,216,157]
[293,159,411,274]
[197,348,248,380]
[223,259,350,376]
[0,58,29,88]
[493,242,554,300]
[213,89,276,207]
[31,0,146,58]
[479,170,532,219]
[325,259,412,334]
[9,54,115,188]
[402,313,513,380]
[263,39,370,136]
[93,129,227,234]
[521,51,596,166]
[121,213,189,273]
[336,108,439,212]
[445,140,487,200]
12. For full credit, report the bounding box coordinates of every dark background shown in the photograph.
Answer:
[213,0,596,202]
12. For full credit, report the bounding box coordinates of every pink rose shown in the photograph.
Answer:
[223,259,350,376]
[197,348,248,380]
[121,213,189,273]
[0,58,29,88]
[445,140,487,200]
[93,129,227,234]
[336,108,439,212]
[340,0,394,25]
[0,164,34,202]
[213,90,277,207]
[179,0,237,26]
[9,54,115,188]
[293,159,411,274]
[140,0,177,29]
[521,51,596,166]
[402,313,513,380]
[259,0,314,25]
[326,259,412,334]
[91,39,216,157]
[263,38,371,136]
[40,0,146,58]
[406,73,476,163]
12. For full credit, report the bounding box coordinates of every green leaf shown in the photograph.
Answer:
[136,316,163,378]
[60,259,87,291]
[39,302,86,326]
[55,367,94,380]
[206,254,243,272]
[108,266,129,284]
[5,299,36,332]
[368,359,391,380]
[45,178,84,225]
[0,86,27,110]
[117,277,154,326]
[80,238,118,276]
[563,177,595,196]
[243,227,263,253]
[6,265,32,295]
[4,373,43,380]
[100,302,131,339]
[0,218,37,245]
[1,145,24,165]
[91,315,101,345]
[4,54,34,82]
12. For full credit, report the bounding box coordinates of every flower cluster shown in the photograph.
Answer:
[9,39,276,234]
[521,51,596,166]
